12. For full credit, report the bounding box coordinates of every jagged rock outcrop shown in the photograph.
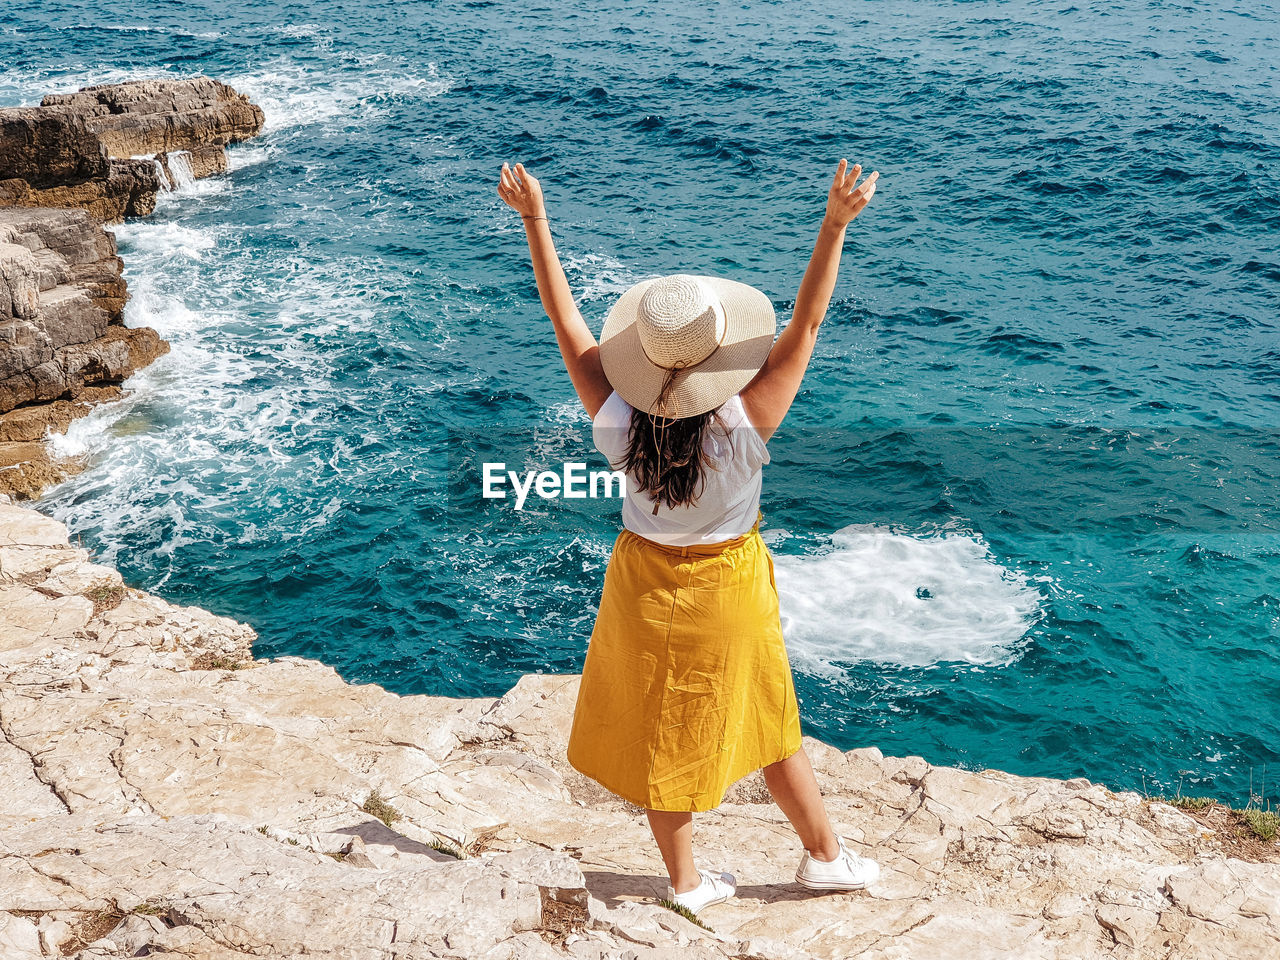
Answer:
[0,76,262,500]
[0,77,264,223]
[41,77,263,178]
[0,109,160,224]
[1,498,1277,959]
[0,208,168,498]
[0,207,160,409]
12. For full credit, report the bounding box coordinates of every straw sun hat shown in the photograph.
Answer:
[599,274,777,419]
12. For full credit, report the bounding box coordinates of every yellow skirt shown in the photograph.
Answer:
[567,517,803,812]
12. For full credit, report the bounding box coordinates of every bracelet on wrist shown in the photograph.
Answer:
[522,214,548,222]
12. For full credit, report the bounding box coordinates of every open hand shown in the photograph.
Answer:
[824,159,879,229]
[498,162,546,219]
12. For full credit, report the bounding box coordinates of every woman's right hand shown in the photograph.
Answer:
[498,161,547,220]
[823,159,879,229]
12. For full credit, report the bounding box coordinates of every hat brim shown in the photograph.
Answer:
[598,275,777,418]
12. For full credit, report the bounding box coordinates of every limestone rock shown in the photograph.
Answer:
[0,108,108,189]
[0,912,41,959]
[0,109,161,224]
[40,78,263,164]
[0,156,163,224]
[1,77,264,224]
[0,77,264,501]
[0,207,168,499]
[0,208,166,416]
[0,386,122,443]
[0,500,1277,959]
[0,438,87,502]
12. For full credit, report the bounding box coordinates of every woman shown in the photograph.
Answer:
[497,158,879,914]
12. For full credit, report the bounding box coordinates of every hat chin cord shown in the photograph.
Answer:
[647,368,683,515]
[640,293,731,515]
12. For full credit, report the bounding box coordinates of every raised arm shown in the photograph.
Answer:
[740,159,878,440]
[497,162,612,418]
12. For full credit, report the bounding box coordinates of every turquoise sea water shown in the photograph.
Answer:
[4,1,1278,803]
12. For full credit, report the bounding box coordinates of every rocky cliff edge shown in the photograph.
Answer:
[1,498,1277,960]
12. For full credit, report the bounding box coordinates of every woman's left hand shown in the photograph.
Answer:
[498,162,547,219]
[823,159,878,229]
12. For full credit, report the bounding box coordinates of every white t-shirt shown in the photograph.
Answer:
[591,389,770,546]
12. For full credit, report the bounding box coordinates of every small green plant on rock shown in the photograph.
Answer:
[86,583,126,614]
[190,652,245,671]
[362,788,402,827]
[1146,775,1280,853]
[1242,807,1279,843]
[656,898,713,932]
[428,837,464,859]
[1160,794,1215,812]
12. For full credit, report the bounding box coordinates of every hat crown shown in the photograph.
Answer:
[636,274,726,370]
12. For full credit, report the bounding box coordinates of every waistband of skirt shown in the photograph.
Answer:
[621,510,764,558]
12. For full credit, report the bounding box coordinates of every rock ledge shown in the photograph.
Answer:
[1,498,1277,959]
[1,76,264,223]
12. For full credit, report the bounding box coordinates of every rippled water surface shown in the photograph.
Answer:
[3,0,1279,802]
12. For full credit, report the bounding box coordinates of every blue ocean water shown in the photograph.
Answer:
[4,0,1278,803]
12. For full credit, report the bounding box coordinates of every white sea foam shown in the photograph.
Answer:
[224,58,454,135]
[561,251,643,303]
[38,203,414,573]
[773,525,1043,671]
[761,527,793,547]
[0,64,184,107]
[169,154,234,203]
[54,24,218,38]
[123,150,229,208]
[225,144,276,172]
[111,220,218,264]
[46,390,142,459]
[548,400,592,424]
[120,279,215,338]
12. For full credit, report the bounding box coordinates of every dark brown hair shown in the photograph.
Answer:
[621,372,733,510]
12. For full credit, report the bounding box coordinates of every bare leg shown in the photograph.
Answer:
[645,809,701,893]
[762,747,841,861]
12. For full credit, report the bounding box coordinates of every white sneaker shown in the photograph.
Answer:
[795,837,880,891]
[667,868,737,913]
